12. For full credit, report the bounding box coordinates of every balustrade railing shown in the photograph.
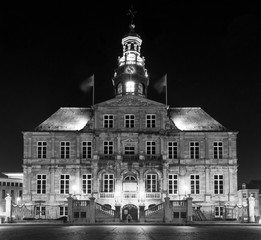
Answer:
[96,202,115,216]
[145,192,161,199]
[99,192,115,199]
[145,203,164,216]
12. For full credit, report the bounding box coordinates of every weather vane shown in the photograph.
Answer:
[127,5,137,30]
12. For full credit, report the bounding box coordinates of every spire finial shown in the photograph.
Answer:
[127,5,137,31]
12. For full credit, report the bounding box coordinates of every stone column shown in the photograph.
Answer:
[139,205,145,223]
[186,197,193,222]
[164,197,172,223]
[89,197,96,223]
[248,195,255,223]
[67,195,74,223]
[115,205,121,222]
[5,194,12,223]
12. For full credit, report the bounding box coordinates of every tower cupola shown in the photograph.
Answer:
[112,23,149,98]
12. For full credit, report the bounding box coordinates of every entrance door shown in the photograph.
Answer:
[122,204,138,222]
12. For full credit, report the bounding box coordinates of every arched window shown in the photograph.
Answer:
[138,83,143,95]
[126,81,135,93]
[117,83,122,95]
[124,175,136,181]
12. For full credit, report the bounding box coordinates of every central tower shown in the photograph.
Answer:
[112,24,149,97]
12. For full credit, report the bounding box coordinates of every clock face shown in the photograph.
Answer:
[125,66,136,74]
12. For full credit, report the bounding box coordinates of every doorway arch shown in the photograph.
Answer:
[122,204,138,222]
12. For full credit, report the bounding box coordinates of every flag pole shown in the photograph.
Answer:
[92,74,95,106]
[165,74,168,107]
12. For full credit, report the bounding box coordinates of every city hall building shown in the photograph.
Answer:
[22,23,238,221]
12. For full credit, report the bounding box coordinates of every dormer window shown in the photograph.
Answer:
[126,81,135,93]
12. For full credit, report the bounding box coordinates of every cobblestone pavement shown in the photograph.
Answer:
[1,225,261,240]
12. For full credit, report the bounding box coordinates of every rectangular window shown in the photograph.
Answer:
[82,174,92,194]
[60,175,70,194]
[37,174,46,194]
[168,141,178,159]
[214,141,223,159]
[2,190,5,199]
[11,190,14,197]
[11,182,14,187]
[7,182,10,186]
[215,206,224,218]
[103,114,114,128]
[190,142,200,159]
[146,141,156,155]
[19,190,22,197]
[36,206,46,216]
[125,114,135,128]
[146,114,156,128]
[60,141,70,159]
[103,174,114,192]
[214,175,223,194]
[146,174,157,192]
[37,141,47,158]
[60,206,68,216]
[103,141,113,155]
[124,146,135,155]
[82,141,92,159]
[168,174,178,194]
[3,182,6,186]
[190,175,200,194]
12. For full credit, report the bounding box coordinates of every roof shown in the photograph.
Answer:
[169,107,227,131]
[35,107,92,131]
[33,104,228,132]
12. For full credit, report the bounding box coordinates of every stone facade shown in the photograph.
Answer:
[22,23,238,221]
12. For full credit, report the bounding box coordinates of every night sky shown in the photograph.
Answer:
[1,2,260,186]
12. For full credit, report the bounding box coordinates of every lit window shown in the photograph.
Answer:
[214,141,223,159]
[215,206,224,218]
[168,141,178,159]
[190,142,199,159]
[125,114,135,128]
[60,141,70,159]
[60,175,70,194]
[191,175,200,194]
[146,114,156,128]
[214,174,223,194]
[103,141,113,155]
[82,174,92,194]
[37,174,46,194]
[82,141,92,159]
[146,174,157,192]
[103,115,114,128]
[126,81,135,93]
[168,174,178,194]
[37,141,47,158]
[103,174,114,192]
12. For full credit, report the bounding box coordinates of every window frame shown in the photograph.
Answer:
[60,174,70,194]
[103,174,114,193]
[214,174,224,194]
[146,174,158,192]
[103,114,114,128]
[146,114,156,128]
[82,174,92,194]
[190,141,200,159]
[82,141,92,159]
[168,141,178,159]
[37,141,47,159]
[168,174,178,195]
[146,141,156,155]
[124,114,135,128]
[60,141,70,159]
[215,206,224,218]
[103,141,114,155]
[190,174,200,194]
[37,174,47,194]
[213,141,223,159]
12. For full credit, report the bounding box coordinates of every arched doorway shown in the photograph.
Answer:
[122,204,138,222]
